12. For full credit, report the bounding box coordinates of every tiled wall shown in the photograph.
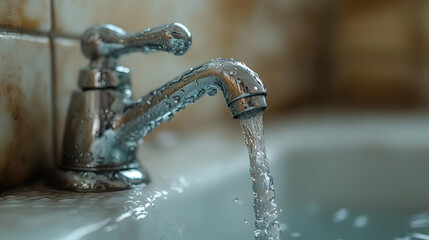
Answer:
[330,0,421,107]
[0,0,53,189]
[1,0,429,189]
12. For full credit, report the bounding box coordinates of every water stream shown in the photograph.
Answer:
[239,112,282,240]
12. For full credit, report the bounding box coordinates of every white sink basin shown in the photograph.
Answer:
[2,112,429,240]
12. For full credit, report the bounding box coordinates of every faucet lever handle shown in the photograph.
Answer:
[81,23,192,62]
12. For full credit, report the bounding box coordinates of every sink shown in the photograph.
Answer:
[269,112,429,240]
[1,112,429,240]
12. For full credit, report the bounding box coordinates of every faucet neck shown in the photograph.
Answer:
[114,58,267,143]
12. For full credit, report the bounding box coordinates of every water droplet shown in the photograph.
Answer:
[207,88,217,96]
[234,198,239,203]
[230,67,238,75]
[173,96,181,103]
[244,219,248,224]
[353,215,368,228]
[197,89,205,97]
[333,208,348,223]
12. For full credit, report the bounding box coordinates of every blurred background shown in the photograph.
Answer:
[61,0,428,129]
[1,0,429,188]
[53,0,429,132]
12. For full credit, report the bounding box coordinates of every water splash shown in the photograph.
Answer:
[0,176,190,239]
[240,112,282,240]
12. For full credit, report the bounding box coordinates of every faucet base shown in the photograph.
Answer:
[49,166,149,192]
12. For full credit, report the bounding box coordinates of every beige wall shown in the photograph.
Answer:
[329,0,421,107]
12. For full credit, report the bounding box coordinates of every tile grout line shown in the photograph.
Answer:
[0,28,80,40]
[0,27,49,37]
[49,0,58,167]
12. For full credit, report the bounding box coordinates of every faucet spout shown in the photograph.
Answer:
[115,58,268,142]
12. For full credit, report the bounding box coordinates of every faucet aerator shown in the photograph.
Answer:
[229,94,268,119]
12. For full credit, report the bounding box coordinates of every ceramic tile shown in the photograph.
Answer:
[53,38,82,160]
[0,0,51,32]
[420,1,429,104]
[53,0,210,36]
[423,1,429,50]
[334,1,413,55]
[0,32,52,189]
[330,0,417,106]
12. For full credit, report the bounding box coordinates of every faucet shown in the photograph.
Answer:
[51,23,268,192]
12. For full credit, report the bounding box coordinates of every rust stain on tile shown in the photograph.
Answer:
[0,0,41,30]
[0,62,49,189]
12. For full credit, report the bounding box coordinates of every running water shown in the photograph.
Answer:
[239,112,282,240]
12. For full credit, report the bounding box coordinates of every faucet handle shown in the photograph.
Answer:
[81,23,192,62]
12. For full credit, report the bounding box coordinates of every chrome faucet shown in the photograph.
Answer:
[51,23,268,192]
